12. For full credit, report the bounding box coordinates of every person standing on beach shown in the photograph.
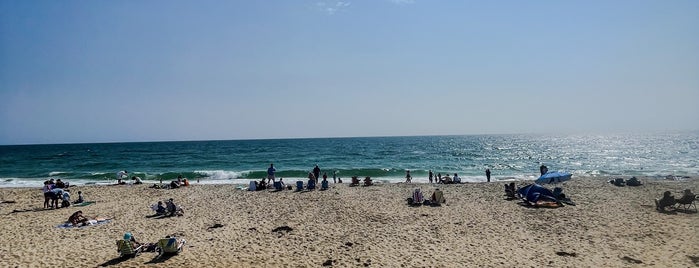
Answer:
[322,172,328,183]
[485,168,491,182]
[313,165,321,183]
[117,170,128,184]
[405,170,412,183]
[428,170,434,183]
[333,171,337,183]
[267,164,276,182]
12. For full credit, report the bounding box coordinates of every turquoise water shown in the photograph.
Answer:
[1,133,697,187]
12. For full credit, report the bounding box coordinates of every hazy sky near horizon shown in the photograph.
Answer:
[1,0,698,145]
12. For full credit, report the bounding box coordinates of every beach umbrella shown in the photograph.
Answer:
[535,172,572,184]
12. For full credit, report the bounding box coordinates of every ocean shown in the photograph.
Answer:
[1,133,697,187]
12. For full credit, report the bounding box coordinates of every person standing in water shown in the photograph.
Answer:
[485,168,491,182]
[313,165,321,184]
[428,170,434,183]
[267,163,276,182]
[405,170,412,183]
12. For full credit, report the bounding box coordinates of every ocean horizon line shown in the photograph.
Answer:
[2,129,698,146]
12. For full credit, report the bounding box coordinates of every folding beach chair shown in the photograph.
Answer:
[273,181,283,191]
[296,181,304,191]
[675,189,697,212]
[321,180,329,190]
[155,237,186,259]
[117,240,143,258]
[307,180,316,190]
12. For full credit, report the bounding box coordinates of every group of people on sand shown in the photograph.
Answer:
[407,188,446,206]
[117,232,186,258]
[423,170,462,184]
[655,189,696,212]
[150,198,184,217]
[42,178,77,209]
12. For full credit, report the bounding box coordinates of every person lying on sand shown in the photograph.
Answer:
[68,210,89,226]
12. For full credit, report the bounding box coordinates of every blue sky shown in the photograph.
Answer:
[1,0,698,145]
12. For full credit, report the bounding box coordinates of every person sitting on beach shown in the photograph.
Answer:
[441,176,453,184]
[321,177,329,190]
[166,198,184,216]
[121,232,142,249]
[170,181,180,189]
[308,172,316,184]
[131,176,143,185]
[182,178,189,186]
[363,176,373,186]
[74,191,84,204]
[431,188,446,205]
[152,201,167,215]
[259,178,267,190]
[55,179,66,189]
[61,190,71,208]
[655,191,676,211]
[279,178,285,188]
[453,173,461,183]
[408,188,424,206]
[337,177,343,183]
[68,210,89,226]
[350,176,360,186]
[504,183,516,199]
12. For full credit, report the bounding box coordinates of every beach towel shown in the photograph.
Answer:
[74,201,96,207]
[56,219,111,228]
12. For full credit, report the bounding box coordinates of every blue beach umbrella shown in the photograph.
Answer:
[535,172,572,184]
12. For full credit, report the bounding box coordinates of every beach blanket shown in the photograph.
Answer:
[73,201,96,207]
[56,219,111,229]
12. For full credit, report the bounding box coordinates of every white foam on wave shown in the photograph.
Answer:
[0,178,45,188]
[48,171,67,176]
[194,170,245,180]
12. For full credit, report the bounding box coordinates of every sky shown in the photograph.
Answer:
[1,0,698,145]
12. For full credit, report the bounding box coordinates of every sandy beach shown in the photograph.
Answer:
[0,176,697,267]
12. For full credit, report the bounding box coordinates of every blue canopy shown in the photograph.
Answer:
[536,172,572,184]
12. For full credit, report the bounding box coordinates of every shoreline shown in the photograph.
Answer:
[1,176,697,267]
[1,173,695,189]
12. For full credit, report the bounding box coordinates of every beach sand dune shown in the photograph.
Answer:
[0,177,697,267]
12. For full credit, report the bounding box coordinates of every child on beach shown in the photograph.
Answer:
[74,191,84,204]
[405,171,412,183]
